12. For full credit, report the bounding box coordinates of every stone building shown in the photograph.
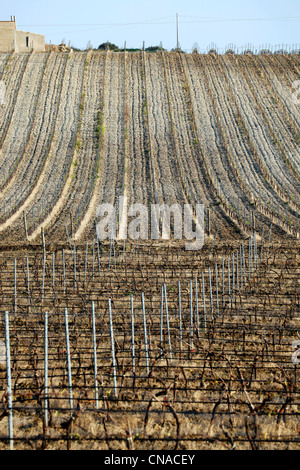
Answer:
[0,16,45,52]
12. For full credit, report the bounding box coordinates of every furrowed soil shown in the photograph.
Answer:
[0,51,299,450]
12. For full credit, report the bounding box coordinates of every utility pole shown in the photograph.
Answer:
[13,16,17,52]
[23,211,28,241]
[176,13,179,50]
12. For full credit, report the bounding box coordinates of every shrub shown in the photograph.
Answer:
[98,42,119,51]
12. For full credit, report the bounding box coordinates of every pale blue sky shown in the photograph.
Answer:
[2,0,300,51]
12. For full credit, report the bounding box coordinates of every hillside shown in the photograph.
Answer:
[0,50,299,244]
[0,50,299,450]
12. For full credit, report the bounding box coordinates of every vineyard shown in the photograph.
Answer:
[0,49,299,450]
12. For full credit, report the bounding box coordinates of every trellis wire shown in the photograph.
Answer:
[52,252,55,302]
[123,237,126,262]
[209,223,220,257]
[242,242,246,286]
[222,257,225,308]
[239,245,243,291]
[108,298,117,398]
[254,232,258,270]
[109,232,113,269]
[163,283,172,361]
[228,257,231,308]
[63,249,66,294]
[5,311,13,450]
[91,301,98,408]
[42,253,46,304]
[202,271,207,333]
[84,242,88,283]
[267,223,273,260]
[141,292,150,375]
[236,250,239,292]
[195,276,200,335]
[189,280,193,348]
[160,285,163,347]
[97,237,101,275]
[112,236,116,269]
[0,236,294,444]
[65,224,73,256]
[73,244,77,288]
[260,226,264,263]
[215,263,219,317]
[130,295,135,381]
[26,257,30,310]
[232,253,235,303]
[14,259,17,314]
[209,267,214,318]
[44,311,49,427]
[249,236,252,279]
[92,238,95,282]
[178,281,182,352]
[136,232,139,256]
[64,308,73,415]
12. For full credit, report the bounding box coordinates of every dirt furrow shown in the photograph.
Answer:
[274,54,300,85]
[145,52,186,206]
[77,51,125,241]
[202,54,293,237]
[182,53,253,238]
[183,54,235,200]
[0,53,30,149]
[163,52,239,238]
[237,54,299,185]
[257,55,300,132]
[163,52,208,205]
[220,55,298,232]
[201,54,251,205]
[0,53,10,78]
[0,53,87,242]
[257,55,300,173]
[96,52,125,210]
[0,53,67,217]
[126,52,153,207]
[0,53,48,187]
[220,54,299,219]
[228,54,298,195]
[210,54,298,229]
[47,52,106,240]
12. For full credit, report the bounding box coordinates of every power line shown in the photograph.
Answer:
[18,16,300,27]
